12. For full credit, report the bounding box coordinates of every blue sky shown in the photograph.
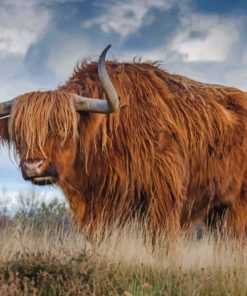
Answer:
[0,0,247,199]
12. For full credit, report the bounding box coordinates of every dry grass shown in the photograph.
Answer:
[0,218,247,295]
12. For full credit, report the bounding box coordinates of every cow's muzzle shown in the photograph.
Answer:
[21,159,58,185]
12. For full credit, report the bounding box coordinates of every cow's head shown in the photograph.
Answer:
[9,90,80,186]
[0,45,119,187]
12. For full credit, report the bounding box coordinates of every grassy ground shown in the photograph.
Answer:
[0,193,246,295]
[1,217,247,296]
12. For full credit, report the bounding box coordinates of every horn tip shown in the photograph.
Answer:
[106,44,111,50]
[100,44,112,61]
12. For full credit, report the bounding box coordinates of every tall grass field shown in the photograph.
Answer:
[0,192,246,295]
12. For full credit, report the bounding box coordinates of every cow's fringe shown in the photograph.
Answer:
[9,91,78,158]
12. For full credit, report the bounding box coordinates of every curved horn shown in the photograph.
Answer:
[0,45,120,117]
[73,44,120,113]
[98,44,119,112]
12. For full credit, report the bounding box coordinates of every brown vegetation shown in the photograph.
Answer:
[1,214,247,295]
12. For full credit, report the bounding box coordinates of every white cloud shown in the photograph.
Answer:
[0,78,42,101]
[48,37,98,81]
[169,14,242,62]
[0,0,51,58]
[83,0,178,36]
[119,47,167,62]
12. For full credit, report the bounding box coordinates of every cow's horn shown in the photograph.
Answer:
[0,45,120,117]
[0,99,15,117]
[72,44,120,113]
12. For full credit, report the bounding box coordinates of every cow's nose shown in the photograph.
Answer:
[23,159,44,177]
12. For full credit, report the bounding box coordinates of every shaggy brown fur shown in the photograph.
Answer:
[9,91,78,158]
[2,61,247,237]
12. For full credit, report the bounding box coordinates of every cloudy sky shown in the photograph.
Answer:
[0,0,247,197]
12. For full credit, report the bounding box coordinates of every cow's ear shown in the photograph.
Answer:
[0,117,10,144]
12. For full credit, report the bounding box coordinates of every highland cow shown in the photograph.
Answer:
[1,45,247,237]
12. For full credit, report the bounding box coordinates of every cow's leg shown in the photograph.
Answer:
[225,180,247,238]
[223,204,247,238]
[204,202,247,239]
[69,194,87,229]
[147,197,182,239]
[205,204,228,232]
[61,186,88,230]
